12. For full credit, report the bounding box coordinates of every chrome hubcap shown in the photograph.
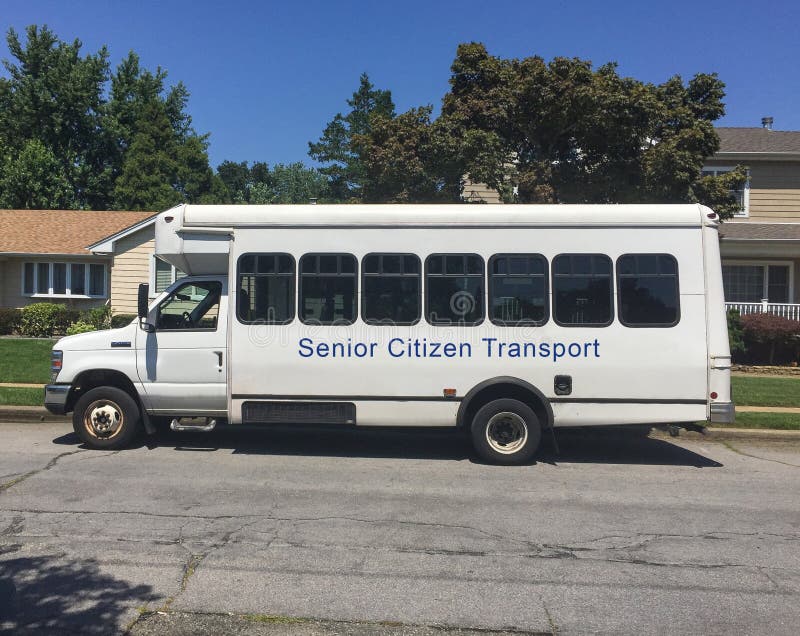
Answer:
[486,412,528,454]
[85,400,122,439]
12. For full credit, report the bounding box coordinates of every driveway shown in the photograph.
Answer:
[0,423,798,635]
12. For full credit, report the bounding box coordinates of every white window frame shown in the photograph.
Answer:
[721,259,793,303]
[701,165,750,218]
[21,261,107,299]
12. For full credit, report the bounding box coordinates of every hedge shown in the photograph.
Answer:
[737,312,800,365]
[0,308,21,335]
[110,314,137,328]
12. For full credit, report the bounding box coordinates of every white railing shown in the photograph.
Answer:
[725,301,800,321]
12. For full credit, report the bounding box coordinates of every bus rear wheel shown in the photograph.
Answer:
[470,398,541,465]
[72,386,141,450]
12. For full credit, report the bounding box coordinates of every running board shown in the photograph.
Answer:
[170,417,217,432]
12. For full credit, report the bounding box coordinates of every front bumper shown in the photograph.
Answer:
[44,384,71,415]
[710,401,735,424]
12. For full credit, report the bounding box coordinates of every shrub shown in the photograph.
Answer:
[83,305,111,330]
[0,308,22,335]
[54,308,82,335]
[66,321,96,336]
[741,312,800,365]
[19,303,66,337]
[110,313,137,328]
[727,309,745,359]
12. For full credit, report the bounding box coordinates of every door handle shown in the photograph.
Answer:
[214,351,223,369]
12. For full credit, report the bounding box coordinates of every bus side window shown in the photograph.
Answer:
[299,254,357,325]
[237,253,295,324]
[362,253,421,325]
[489,254,548,326]
[552,254,613,327]
[617,254,680,327]
[425,254,484,326]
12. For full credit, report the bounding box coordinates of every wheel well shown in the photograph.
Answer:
[458,378,553,431]
[66,370,140,414]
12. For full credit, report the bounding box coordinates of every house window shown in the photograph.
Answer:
[701,166,750,217]
[22,261,107,298]
[152,256,186,295]
[722,263,791,303]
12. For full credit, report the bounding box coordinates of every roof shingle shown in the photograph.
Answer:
[0,209,155,255]
[716,127,800,154]
[719,222,800,241]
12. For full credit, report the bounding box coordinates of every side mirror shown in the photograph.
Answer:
[137,283,155,332]
[137,283,150,319]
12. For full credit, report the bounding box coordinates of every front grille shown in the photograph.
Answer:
[242,401,356,425]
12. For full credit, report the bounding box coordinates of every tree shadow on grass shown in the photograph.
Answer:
[0,553,153,634]
[53,424,722,468]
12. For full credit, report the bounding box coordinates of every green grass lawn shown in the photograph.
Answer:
[0,338,54,384]
[731,375,800,407]
[0,386,43,406]
[712,411,800,430]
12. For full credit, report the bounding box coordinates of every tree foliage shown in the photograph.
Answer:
[308,73,395,200]
[216,160,329,204]
[353,107,460,203]
[0,25,220,211]
[348,43,746,214]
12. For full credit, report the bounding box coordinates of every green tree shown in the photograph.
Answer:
[112,102,182,211]
[428,43,746,216]
[353,107,461,203]
[216,160,271,203]
[261,163,329,204]
[0,25,220,210]
[308,73,395,200]
[0,138,72,208]
[0,25,108,208]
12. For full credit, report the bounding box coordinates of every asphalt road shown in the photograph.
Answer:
[0,422,798,635]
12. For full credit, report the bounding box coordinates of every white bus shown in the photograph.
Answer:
[45,204,733,464]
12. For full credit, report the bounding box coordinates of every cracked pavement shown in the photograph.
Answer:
[0,422,798,635]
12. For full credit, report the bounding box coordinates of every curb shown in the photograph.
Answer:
[0,406,69,423]
[651,427,800,441]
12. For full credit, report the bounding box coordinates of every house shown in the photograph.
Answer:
[85,215,178,315]
[710,122,800,319]
[0,209,155,314]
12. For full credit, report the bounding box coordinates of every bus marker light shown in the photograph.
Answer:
[443,388,457,398]
[710,392,718,399]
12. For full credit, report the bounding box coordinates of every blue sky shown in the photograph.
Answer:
[2,1,799,168]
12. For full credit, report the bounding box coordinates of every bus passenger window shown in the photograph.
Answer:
[362,254,421,325]
[489,254,548,325]
[617,254,680,327]
[300,254,357,325]
[425,254,484,325]
[237,253,295,324]
[552,254,613,326]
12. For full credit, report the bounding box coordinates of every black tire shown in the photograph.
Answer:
[470,398,542,465]
[72,386,142,450]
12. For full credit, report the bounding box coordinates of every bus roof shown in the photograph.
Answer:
[174,204,716,229]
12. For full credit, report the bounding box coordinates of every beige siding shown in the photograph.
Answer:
[109,226,155,315]
[0,256,108,310]
[706,159,800,222]
[462,178,503,204]
[749,161,800,221]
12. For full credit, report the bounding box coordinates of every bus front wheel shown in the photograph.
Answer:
[470,398,541,465]
[72,386,142,450]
